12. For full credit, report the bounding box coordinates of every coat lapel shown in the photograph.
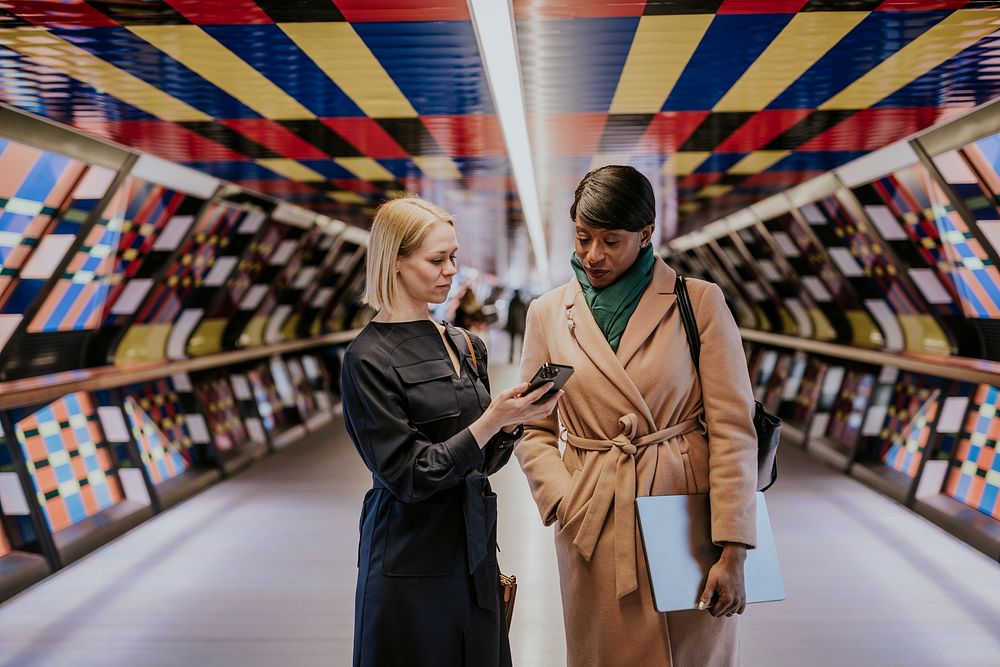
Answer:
[615,259,678,370]
[562,278,656,428]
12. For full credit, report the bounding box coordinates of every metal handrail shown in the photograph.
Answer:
[740,328,1000,386]
[0,330,361,411]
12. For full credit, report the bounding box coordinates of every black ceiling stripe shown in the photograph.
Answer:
[762,109,859,150]
[595,114,656,155]
[375,118,443,156]
[677,112,755,152]
[0,8,31,27]
[86,1,190,25]
[177,121,281,159]
[716,174,749,186]
[277,120,362,158]
[255,0,345,23]
[802,0,881,11]
[643,1,724,15]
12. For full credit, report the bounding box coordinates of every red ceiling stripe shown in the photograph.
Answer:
[635,112,711,155]
[71,120,246,162]
[0,0,118,27]
[163,0,273,24]
[320,118,410,158]
[333,178,381,193]
[713,109,813,153]
[718,0,808,13]
[221,119,330,160]
[512,0,644,19]
[797,107,942,152]
[876,1,970,11]
[678,173,724,189]
[737,170,823,188]
[421,115,506,157]
[233,179,323,194]
[335,0,470,22]
[542,113,608,156]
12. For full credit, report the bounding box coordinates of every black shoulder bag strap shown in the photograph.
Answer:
[674,275,780,492]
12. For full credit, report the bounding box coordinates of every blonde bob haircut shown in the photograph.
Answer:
[363,196,454,311]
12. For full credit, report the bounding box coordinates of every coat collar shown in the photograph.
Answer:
[615,259,677,368]
[560,257,677,429]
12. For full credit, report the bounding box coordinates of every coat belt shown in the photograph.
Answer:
[563,413,701,599]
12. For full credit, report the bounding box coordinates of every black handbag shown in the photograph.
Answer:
[675,275,780,492]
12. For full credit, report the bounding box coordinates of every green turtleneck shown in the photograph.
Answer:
[571,243,655,353]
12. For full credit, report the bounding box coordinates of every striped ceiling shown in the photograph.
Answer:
[1,1,1000,282]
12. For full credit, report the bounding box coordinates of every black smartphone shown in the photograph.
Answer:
[526,363,574,404]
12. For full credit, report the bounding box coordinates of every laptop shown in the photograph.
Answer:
[635,492,785,613]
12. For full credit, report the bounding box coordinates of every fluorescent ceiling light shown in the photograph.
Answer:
[468,0,549,280]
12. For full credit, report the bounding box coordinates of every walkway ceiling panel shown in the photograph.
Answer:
[0,2,997,279]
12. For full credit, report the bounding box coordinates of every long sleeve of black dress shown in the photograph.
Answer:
[341,349,484,502]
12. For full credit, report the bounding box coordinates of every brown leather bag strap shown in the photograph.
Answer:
[458,328,478,374]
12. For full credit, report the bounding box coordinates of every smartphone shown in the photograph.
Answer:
[526,363,574,405]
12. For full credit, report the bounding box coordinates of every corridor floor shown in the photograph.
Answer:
[0,363,998,666]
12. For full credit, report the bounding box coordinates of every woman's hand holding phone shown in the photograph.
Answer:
[469,382,562,448]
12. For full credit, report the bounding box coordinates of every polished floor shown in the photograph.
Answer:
[1,363,999,666]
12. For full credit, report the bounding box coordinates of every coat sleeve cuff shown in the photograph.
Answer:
[446,428,485,477]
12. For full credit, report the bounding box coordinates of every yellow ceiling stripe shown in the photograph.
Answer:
[609,15,714,115]
[728,150,790,175]
[697,185,733,198]
[129,25,312,120]
[715,12,868,112]
[822,9,1000,110]
[662,152,710,176]
[280,23,417,119]
[328,191,367,204]
[335,157,395,182]
[0,28,210,122]
[412,156,463,180]
[257,159,326,182]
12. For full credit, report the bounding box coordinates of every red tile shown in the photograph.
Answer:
[221,119,330,159]
[320,117,409,158]
[513,0,644,19]
[164,0,273,24]
[1,1,119,27]
[336,0,470,21]
[714,109,813,153]
[718,0,808,12]
[421,115,506,157]
[635,111,711,155]
[541,113,608,156]
[798,107,942,151]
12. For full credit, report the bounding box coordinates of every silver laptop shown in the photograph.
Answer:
[636,491,785,613]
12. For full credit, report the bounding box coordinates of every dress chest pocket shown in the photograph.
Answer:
[396,359,461,424]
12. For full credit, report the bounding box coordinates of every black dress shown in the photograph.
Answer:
[341,319,518,667]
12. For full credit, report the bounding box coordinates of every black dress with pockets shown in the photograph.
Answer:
[341,319,518,667]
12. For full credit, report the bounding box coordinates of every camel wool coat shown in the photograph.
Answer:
[515,258,758,667]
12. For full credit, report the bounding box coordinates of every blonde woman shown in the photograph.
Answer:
[340,197,561,667]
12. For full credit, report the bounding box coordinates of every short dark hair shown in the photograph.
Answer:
[570,165,655,232]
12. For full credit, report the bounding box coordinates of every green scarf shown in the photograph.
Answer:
[571,243,655,353]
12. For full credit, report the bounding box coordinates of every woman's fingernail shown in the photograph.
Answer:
[698,601,706,611]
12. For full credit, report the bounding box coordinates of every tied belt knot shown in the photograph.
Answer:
[564,413,701,599]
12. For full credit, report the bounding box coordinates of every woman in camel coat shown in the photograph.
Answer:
[515,166,758,666]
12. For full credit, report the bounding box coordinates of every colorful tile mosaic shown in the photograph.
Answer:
[945,383,1000,520]
[11,392,123,532]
